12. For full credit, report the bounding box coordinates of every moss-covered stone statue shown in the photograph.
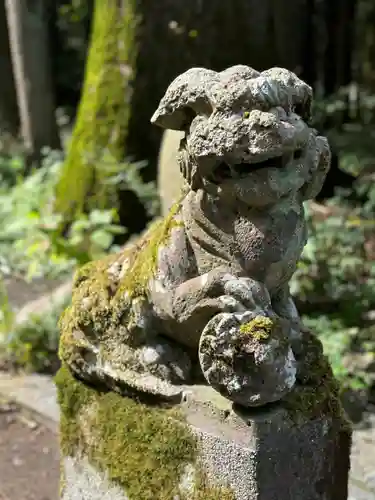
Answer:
[59,65,334,409]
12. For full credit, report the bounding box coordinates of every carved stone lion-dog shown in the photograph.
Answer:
[59,65,331,408]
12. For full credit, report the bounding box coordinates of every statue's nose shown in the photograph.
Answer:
[243,112,309,150]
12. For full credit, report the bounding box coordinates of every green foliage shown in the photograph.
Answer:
[0,278,13,334]
[290,136,375,393]
[102,157,160,218]
[0,151,125,281]
[1,297,70,373]
[0,154,24,187]
[291,201,375,314]
[292,85,375,395]
[302,315,374,391]
[0,148,158,373]
[311,84,375,131]
[311,84,375,179]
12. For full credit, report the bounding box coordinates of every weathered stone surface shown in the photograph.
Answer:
[151,66,312,131]
[58,367,350,500]
[62,456,128,500]
[0,374,371,498]
[59,65,333,410]
[58,63,351,498]
[189,401,350,500]
[199,311,296,407]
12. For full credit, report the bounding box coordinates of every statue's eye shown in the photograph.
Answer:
[294,149,303,160]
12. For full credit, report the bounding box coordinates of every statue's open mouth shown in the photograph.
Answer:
[208,149,303,185]
[209,156,283,184]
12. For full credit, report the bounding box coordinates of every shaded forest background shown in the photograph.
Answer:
[0,0,374,419]
[1,1,374,207]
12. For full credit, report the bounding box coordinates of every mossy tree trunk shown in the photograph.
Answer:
[54,0,318,237]
[54,0,141,234]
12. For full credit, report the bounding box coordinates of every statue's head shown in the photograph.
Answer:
[152,65,330,206]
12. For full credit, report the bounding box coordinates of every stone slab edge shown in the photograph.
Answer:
[15,280,73,326]
[0,372,59,432]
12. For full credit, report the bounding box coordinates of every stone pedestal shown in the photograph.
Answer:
[57,367,351,500]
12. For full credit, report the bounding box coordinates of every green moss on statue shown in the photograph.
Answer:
[236,317,348,427]
[239,316,274,341]
[58,198,184,368]
[281,331,351,430]
[54,0,139,222]
[116,198,183,299]
[56,366,235,499]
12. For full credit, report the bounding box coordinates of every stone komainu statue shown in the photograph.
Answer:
[59,65,333,408]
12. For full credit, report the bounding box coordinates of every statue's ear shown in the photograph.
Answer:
[151,67,216,131]
[261,67,313,122]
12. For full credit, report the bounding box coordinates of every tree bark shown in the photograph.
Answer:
[322,0,357,95]
[356,0,375,90]
[5,0,61,157]
[0,0,19,138]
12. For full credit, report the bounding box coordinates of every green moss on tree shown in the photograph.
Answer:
[56,365,235,499]
[54,0,139,222]
[281,331,351,430]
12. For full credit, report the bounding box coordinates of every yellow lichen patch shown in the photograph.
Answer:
[239,315,274,341]
[56,366,235,499]
[54,0,140,222]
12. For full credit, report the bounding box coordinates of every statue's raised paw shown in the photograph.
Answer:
[198,311,297,407]
[222,276,273,313]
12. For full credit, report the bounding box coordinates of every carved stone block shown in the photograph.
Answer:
[58,369,351,500]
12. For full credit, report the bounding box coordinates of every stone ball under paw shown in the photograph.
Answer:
[198,311,297,407]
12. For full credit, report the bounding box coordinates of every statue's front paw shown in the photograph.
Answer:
[198,311,297,407]
[222,275,273,313]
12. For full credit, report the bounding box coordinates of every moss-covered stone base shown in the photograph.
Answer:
[56,365,235,499]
